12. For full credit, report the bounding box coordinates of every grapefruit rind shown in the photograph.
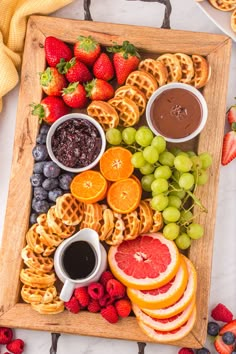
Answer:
[127,255,188,309]
[137,306,196,343]
[108,233,181,290]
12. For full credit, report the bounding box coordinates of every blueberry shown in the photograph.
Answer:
[40,124,50,135]
[196,348,210,354]
[34,187,48,201]
[32,197,37,211]
[58,173,73,190]
[33,161,47,174]
[207,321,220,336]
[30,173,44,187]
[32,144,48,161]
[33,200,50,213]
[222,331,235,345]
[48,188,63,202]
[29,213,39,225]
[43,161,61,178]
[36,133,47,144]
[42,178,59,191]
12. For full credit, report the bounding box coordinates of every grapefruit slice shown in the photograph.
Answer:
[137,306,196,342]
[127,255,188,309]
[141,256,197,318]
[108,233,180,290]
[132,300,195,332]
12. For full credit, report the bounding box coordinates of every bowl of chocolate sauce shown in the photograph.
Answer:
[146,83,208,143]
[46,113,106,173]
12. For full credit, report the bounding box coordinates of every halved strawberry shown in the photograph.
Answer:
[221,123,236,166]
[227,105,236,125]
[214,335,234,354]
[220,319,236,336]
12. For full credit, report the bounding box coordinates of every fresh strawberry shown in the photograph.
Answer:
[74,35,101,67]
[85,78,114,101]
[101,304,119,324]
[227,105,236,125]
[39,67,67,96]
[99,270,114,288]
[214,335,234,354]
[107,40,140,85]
[0,327,13,344]
[6,339,25,354]
[106,279,126,299]
[57,57,93,83]
[62,82,88,108]
[87,299,101,313]
[93,53,114,81]
[115,299,132,317]
[64,296,80,314]
[88,282,104,300]
[74,287,89,307]
[45,36,73,67]
[30,96,70,124]
[220,319,236,336]
[221,123,236,166]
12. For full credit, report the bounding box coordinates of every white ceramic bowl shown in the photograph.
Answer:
[146,82,208,143]
[46,113,106,173]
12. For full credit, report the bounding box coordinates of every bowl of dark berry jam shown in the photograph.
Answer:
[46,113,106,173]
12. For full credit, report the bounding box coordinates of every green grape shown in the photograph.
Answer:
[151,178,169,194]
[199,152,213,169]
[169,182,186,199]
[131,152,146,168]
[162,207,180,222]
[140,163,155,175]
[141,174,155,192]
[122,127,136,145]
[178,173,195,190]
[176,151,189,157]
[174,155,193,172]
[193,169,209,185]
[175,233,191,250]
[158,151,175,167]
[169,147,181,156]
[191,156,202,170]
[168,195,182,209]
[173,170,182,181]
[187,151,196,157]
[143,146,159,164]
[151,136,166,153]
[179,210,193,225]
[150,194,169,211]
[163,223,180,240]
[154,165,172,179]
[106,128,122,145]
[135,126,154,147]
[187,223,204,239]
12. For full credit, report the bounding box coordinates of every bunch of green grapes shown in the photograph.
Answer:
[105,126,213,250]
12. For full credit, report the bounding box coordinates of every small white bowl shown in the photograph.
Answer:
[146,82,208,143]
[46,113,106,173]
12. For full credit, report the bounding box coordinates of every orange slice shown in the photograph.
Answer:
[127,255,188,309]
[107,177,141,214]
[137,306,196,342]
[141,255,197,318]
[99,147,134,181]
[70,170,108,204]
[130,174,142,188]
[108,233,180,290]
[132,299,195,332]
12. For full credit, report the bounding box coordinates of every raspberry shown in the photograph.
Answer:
[115,299,132,318]
[0,327,13,344]
[106,279,126,299]
[74,287,89,307]
[99,293,114,308]
[99,270,114,287]
[65,296,80,314]
[211,303,233,323]
[178,348,194,354]
[88,282,104,300]
[101,304,119,324]
[6,339,25,354]
[87,299,101,313]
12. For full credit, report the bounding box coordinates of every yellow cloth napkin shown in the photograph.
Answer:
[0,0,74,112]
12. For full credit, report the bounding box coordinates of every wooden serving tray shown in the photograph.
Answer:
[0,15,231,348]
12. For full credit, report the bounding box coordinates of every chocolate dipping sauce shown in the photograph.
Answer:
[150,88,203,139]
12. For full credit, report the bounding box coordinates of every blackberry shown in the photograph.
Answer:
[42,178,59,191]
[36,133,47,144]
[30,173,44,187]
[43,161,61,178]
[222,331,235,345]
[32,144,48,161]
[34,187,48,201]
[29,213,38,225]
[58,173,73,190]
[48,188,63,202]
[33,161,47,174]
[33,200,50,213]
[207,321,220,336]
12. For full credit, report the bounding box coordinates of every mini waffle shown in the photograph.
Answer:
[123,210,141,241]
[115,85,147,116]
[98,208,114,241]
[137,200,154,234]
[20,268,56,288]
[26,224,55,256]
[208,0,236,10]
[231,8,236,32]
[47,206,75,238]
[105,212,125,246]
[36,219,63,248]
[31,296,64,315]
[108,96,140,127]
[87,100,119,131]
[191,54,210,89]
[150,209,164,233]
[138,58,168,86]
[55,193,84,226]
[21,245,54,273]
[125,70,158,100]
[80,202,103,233]
[174,53,194,84]
[157,53,182,83]
[21,285,57,304]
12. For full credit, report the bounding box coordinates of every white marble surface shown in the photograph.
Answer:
[0,0,236,353]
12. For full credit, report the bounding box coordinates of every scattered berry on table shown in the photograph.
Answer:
[106,279,126,299]
[74,287,89,307]
[42,178,59,191]
[101,304,119,324]
[58,173,73,190]
[211,303,233,323]
[6,338,25,354]
[43,161,61,178]
[36,133,47,144]
[88,282,104,300]
[0,327,13,344]
[207,321,220,336]
[114,299,132,318]
[33,200,50,214]
[178,348,194,354]
[64,296,80,314]
[222,331,235,345]
[30,173,44,187]
[32,144,48,161]
[87,299,101,313]
[48,188,63,202]
[195,348,210,354]
[227,105,236,125]
[221,122,236,166]
[33,187,48,201]
[33,161,47,174]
